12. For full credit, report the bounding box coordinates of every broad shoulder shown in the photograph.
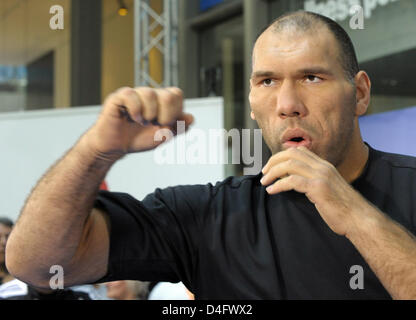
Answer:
[372,148,416,170]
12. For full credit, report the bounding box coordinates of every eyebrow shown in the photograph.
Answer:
[251,67,334,79]
[250,71,276,79]
[297,67,334,76]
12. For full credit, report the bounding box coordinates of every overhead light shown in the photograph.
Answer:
[118,0,128,16]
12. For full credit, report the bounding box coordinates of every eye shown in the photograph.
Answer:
[305,75,322,83]
[262,79,275,87]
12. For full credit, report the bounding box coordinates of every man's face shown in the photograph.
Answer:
[0,224,12,265]
[249,27,358,166]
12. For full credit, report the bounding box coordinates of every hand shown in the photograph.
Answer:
[83,87,194,162]
[260,146,368,236]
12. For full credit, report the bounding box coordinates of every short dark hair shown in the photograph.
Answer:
[254,11,359,83]
[0,217,14,228]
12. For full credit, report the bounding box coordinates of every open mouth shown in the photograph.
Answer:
[284,137,309,146]
[290,137,304,142]
[281,129,312,149]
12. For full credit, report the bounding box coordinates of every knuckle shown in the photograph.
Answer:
[313,178,327,189]
[104,93,117,104]
[168,87,184,99]
[269,165,279,176]
[288,175,298,184]
[287,158,297,167]
[160,92,177,106]
[158,118,173,126]
[287,148,298,156]
[143,111,157,121]
[117,87,136,96]
[138,87,157,101]
[319,165,332,176]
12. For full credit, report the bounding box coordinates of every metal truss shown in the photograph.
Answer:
[134,0,178,88]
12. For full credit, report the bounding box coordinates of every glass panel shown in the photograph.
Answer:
[199,15,245,176]
[0,0,136,111]
[199,15,245,127]
[0,0,71,112]
[0,65,27,112]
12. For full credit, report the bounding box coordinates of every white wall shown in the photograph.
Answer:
[0,97,224,222]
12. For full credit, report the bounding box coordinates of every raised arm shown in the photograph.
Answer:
[5,87,193,289]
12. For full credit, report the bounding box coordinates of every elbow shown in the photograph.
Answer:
[5,239,51,289]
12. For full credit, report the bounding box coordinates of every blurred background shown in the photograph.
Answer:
[1,0,415,176]
[0,0,416,300]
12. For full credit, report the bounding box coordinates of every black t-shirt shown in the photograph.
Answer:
[94,144,416,299]
[0,287,92,300]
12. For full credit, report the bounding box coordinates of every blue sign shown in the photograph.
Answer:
[200,0,225,12]
[359,106,416,157]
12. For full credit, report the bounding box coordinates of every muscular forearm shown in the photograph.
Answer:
[6,86,189,288]
[346,203,416,299]
[6,133,114,286]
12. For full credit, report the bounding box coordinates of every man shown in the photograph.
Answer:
[5,11,416,299]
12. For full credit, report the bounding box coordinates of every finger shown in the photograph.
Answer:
[262,147,319,174]
[296,146,324,162]
[103,87,143,123]
[165,86,184,98]
[265,174,309,195]
[156,87,183,126]
[260,158,314,186]
[135,87,158,123]
[157,112,194,137]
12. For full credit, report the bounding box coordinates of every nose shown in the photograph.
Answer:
[276,81,307,119]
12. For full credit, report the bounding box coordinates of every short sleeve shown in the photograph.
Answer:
[91,184,213,291]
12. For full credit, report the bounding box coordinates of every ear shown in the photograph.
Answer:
[248,80,256,121]
[354,71,371,116]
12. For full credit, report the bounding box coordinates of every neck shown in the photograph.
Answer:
[336,129,369,184]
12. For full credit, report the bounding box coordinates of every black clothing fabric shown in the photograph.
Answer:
[93,144,416,299]
[1,287,92,300]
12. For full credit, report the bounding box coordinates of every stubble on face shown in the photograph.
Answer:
[250,28,358,168]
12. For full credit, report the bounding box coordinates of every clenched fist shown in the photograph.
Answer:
[83,87,194,162]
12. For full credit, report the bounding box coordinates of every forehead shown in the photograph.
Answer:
[253,28,341,72]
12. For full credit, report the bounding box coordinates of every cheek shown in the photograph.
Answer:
[249,90,276,122]
[313,100,355,149]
